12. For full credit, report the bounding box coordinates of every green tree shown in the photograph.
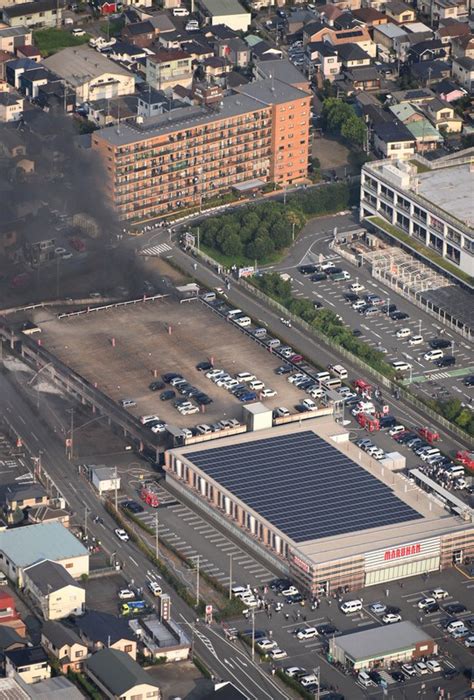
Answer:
[221,233,243,257]
[341,114,366,147]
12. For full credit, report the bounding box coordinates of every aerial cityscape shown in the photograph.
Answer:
[0,0,473,698]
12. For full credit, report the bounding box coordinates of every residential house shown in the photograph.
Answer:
[197,0,251,33]
[1,0,64,29]
[74,611,137,658]
[408,39,447,63]
[0,91,23,122]
[145,48,193,91]
[452,56,474,91]
[373,119,416,158]
[434,78,466,101]
[312,4,343,26]
[337,43,372,68]
[121,20,156,48]
[107,41,148,65]
[0,522,89,586]
[90,466,121,496]
[331,0,362,10]
[5,57,37,89]
[41,620,88,673]
[0,676,83,699]
[303,20,328,45]
[391,87,436,103]
[385,0,416,23]
[373,24,408,58]
[304,23,375,57]
[424,95,463,131]
[16,45,41,62]
[432,0,468,22]
[87,95,137,126]
[217,37,249,68]
[0,53,14,81]
[0,482,49,524]
[4,647,50,684]
[43,46,135,102]
[344,65,381,91]
[410,59,451,84]
[250,39,283,61]
[435,19,470,46]
[352,7,388,27]
[136,85,169,117]
[0,27,32,53]
[19,67,53,99]
[389,102,442,151]
[85,648,161,700]
[193,81,224,106]
[202,55,228,79]
[0,591,23,633]
[27,504,70,527]
[305,41,341,82]
[0,626,26,652]
[451,34,474,59]
[162,0,181,7]
[286,9,318,34]
[254,57,309,92]
[23,559,85,620]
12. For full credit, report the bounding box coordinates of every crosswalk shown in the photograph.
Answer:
[139,243,172,257]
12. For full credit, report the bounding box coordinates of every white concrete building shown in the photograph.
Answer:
[198,0,251,32]
[360,157,474,279]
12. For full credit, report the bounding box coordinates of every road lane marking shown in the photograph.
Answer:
[129,556,139,567]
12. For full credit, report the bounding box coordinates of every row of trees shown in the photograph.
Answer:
[321,98,366,148]
[254,273,394,376]
[193,181,358,264]
[427,398,474,438]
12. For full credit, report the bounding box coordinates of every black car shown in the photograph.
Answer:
[369,671,383,686]
[391,671,405,683]
[298,264,318,275]
[275,365,293,374]
[436,355,456,368]
[429,338,451,350]
[160,390,175,401]
[310,272,327,282]
[196,361,212,372]
[241,629,266,640]
[381,303,397,314]
[390,311,409,321]
[344,292,359,302]
[385,606,401,615]
[195,393,212,405]
[313,301,323,309]
[464,375,474,387]
[162,372,182,383]
[397,432,418,444]
[443,668,458,680]
[270,578,291,591]
[285,593,304,604]
[316,624,338,636]
[444,603,467,615]
[149,380,165,391]
[352,329,362,337]
[379,415,396,429]
[121,500,144,514]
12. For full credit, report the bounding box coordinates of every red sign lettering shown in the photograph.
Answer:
[384,543,421,561]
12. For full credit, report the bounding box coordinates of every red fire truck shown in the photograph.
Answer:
[140,482,160,508]
[455,451,474,473]
[353,379,372,398]
[418,427,440,444]
[357,412,380,432]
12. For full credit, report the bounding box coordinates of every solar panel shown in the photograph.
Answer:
[187,431,423,543]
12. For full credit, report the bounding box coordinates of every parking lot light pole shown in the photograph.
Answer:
[251,607,255,662]
[154,513,159,561]
[228,553,233,600]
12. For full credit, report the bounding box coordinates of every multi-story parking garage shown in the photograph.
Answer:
[165,417,474,595]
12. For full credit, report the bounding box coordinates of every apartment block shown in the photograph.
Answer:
[91,79,311,222]
[360,158,474,278]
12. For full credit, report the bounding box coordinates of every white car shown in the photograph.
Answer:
[414,662,429,676]
[320,262,335,271]
[181,405,199,415]
[383,613,401,624]
[350,282,365,293]
[224,379,239,390]
[409,335,424,346]
[150,422,166,433]
[196,424,212,434]
[396,327,411,339]
[114,528,129,542]
[118,589,135,600]
[430,588,448,600]
[206,369,223,379]
[401,664,416,678]
[274,407,289,417]
[282,586,298,597]
[302,398,317,411]
[260,388,277,398]
[288,373,306,384]
[389,425,405,436]
[392,360,412,372]
[285,667,306,678]
[55,246,67,256]
[370,603,386,615]
[147,580,162,596]
[426,660,442,673]
[257,639,277,651]
[71,27,86,36]
[418,597,436,609]
[297,627,318,640]
[269,648,287,660]
[465,635,474,648]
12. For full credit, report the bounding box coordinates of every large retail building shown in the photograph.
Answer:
[92,78,311,222]
[360,157,474,279]
[164,418,474,595]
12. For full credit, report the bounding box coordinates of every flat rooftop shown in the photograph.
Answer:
[415,164,474,227]
[333,621,432,660]
[172,421,469,563]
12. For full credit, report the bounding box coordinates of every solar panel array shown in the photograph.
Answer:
[187,431,423,543]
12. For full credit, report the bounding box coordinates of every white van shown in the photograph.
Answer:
[227,308,243,318]
[350,282,365,293]
[267,338,281,349]
[424,349,444,361]
[315,371,331,383]
[233,316,251,327]
[358,671,374,688]
[201,291,216,302]
[330,364,348,380]
[323,377,342,390]
[235,372,256,383]
[340,599,363,614]
[249,379,264,391]
[447,620,467,634]
[173,6,189,15]
[392,361,412,372]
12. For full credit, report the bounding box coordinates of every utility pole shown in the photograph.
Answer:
[154,513,159,560]
[196,226,200,252]
[84,505,89,541]
[196,555,200,606]
[292,221,295,242]
[228,552,233,600]
[67,408,74,459]
[251,607,255,662]
[114,466,118,512]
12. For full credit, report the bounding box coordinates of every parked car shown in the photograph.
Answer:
[114,528,129,542]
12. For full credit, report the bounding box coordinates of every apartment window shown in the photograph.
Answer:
[397,195,410,211]
[447,227,461,245]
[124,644,133,653]
[379,202,393,219]
[446,244,460,264]
[413,205,426,222]
[380,184,394,200]
[413,222,426,241]
[429,232,443,252]
[65,563,73,569]
[396,212,410,231]
[75,650,84,658]
[430,215,444,233]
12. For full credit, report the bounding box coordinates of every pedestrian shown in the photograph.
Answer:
[285,613,289,621]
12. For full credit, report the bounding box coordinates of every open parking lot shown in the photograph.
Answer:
[32,298,304,432]
[226,567,474,698]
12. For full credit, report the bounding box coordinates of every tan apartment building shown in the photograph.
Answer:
[91,78,311,222]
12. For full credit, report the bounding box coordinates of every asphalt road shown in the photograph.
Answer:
[267,213,474,407]
[0,370,290,700]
